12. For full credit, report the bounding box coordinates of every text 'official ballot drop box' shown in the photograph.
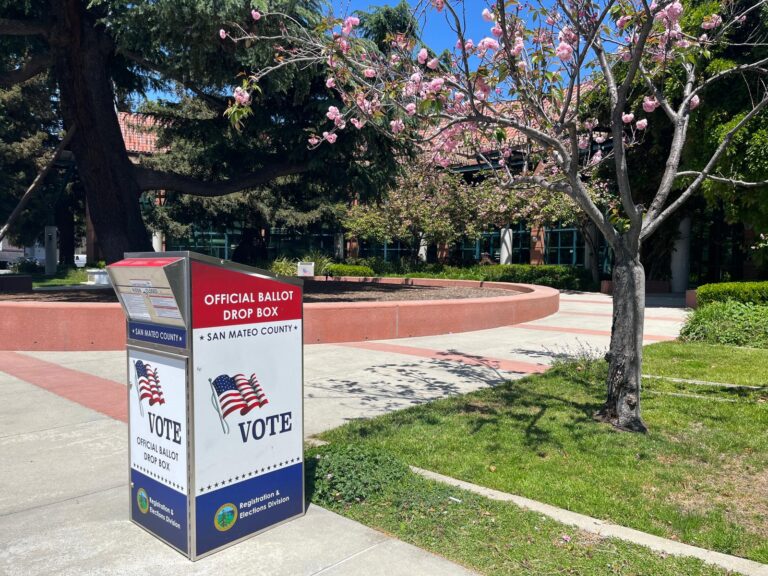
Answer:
[107,252,304,560]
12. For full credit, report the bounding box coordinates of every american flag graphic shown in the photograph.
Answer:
[211,373,268,419]
[135,360,165,406]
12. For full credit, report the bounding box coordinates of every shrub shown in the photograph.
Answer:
[680,301,768,348]
[326,263,375,277]
[401,264,594,290]
[697,281,768,306]
[10,258,41,274]
[307,444,410,504]
[270,257,296,277]
[300,250,334,276]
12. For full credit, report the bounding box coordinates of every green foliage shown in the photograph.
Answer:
[9,258,41,274]
[300,250,334,276]
[697,281,768,305]
[325,264,375,277]
[270,257,296,277]
[680,301,768,347]
[307,443,410,504]
[392,264,594,291]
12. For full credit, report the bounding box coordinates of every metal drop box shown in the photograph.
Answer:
[107,251,304,559]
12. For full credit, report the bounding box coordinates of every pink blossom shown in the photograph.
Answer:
[666,2,684,21]
[428,77,445,92]
[390,118,405,133]
[233,87,250,106]
[363,68,376,78]
[559,26,578,45]
[219,29,226,39]
[517,60,528,70]
[578,138,588,150]
[308,136,320,146]
[555,41,574,61]
[323,131,337,144]
[405,102,417,116]
[617,15,632,29]
[345,16,360,27]
[482,8,495,22]
[465,39,475,51]
[594,135,606,144]
[491,24,503,37]
[251,10,261,21]
[702,14,722,29]
[326,106,342,121]
[350,118,366,129]
[699,33,709,42]
[478,37,499,52]
[690,95,700,110]
[622,112,634,123]
[427,58,439,70]
[590,150,603,165]
[642,96,659,113]
[635,118,648,130]
[561,535,572,543]
[512,36,524,57]
[546,15,556,25]
[432,0,444,12]
[410,72,422,83]
[326,77,336,89]
[620,49,632,62]
[336,37,350,54]
[418,48,429,64]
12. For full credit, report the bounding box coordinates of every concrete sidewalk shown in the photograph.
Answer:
[0,292,686,575]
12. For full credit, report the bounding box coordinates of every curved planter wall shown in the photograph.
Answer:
[0,277,559,351]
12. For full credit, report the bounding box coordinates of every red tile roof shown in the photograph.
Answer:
[117,112,165,154]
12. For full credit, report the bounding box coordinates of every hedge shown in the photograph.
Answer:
[697,281,768,306]
[680,300,768,348]
[403,264,595,291]
[326,264,375,277]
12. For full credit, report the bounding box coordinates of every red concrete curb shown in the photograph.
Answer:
[0,278,559,350]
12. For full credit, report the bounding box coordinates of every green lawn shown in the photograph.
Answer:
[320,346,768,564]
[643,341,768,386]
[308,446,731,575]
[31,267,88,287]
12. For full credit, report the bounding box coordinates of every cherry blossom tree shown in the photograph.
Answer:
[222,0,768,432]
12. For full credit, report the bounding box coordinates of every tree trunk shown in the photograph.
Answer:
[55,188,75,266]
[598,248,648,433]
[51,0,152,263]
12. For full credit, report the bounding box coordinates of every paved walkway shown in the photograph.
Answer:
[0,292,687,575]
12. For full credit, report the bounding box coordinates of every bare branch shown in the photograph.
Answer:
[0,53,52,88]
[133,162,311,197]
[675,172,768,188]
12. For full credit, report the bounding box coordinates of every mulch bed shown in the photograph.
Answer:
[0,280,518,303]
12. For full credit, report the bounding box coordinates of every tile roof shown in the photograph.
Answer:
[117,112,165,154]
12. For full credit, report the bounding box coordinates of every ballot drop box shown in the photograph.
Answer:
[107,252,304,559]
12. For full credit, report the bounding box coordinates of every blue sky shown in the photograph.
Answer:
[332,0,496,53]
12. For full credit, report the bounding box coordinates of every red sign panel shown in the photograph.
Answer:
[110,257,183,267]
[191,261,302,329]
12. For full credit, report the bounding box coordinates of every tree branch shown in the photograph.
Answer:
[0,53,52,88]
[675,172,768,188]
[0,18,50,37]
[642,93,768,239]
[0,125,77,244]
[133,162,311,197]
[117,48,227,109]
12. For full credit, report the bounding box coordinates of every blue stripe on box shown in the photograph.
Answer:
[195,463,304,556]
[128,321,187,348]
[131,468,188,553]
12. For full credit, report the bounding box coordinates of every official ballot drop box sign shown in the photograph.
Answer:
[107,252,304,559]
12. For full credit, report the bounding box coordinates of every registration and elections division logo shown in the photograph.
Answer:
[214,503,238,532]
[209,373,269,434]
[137,488,149,514]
